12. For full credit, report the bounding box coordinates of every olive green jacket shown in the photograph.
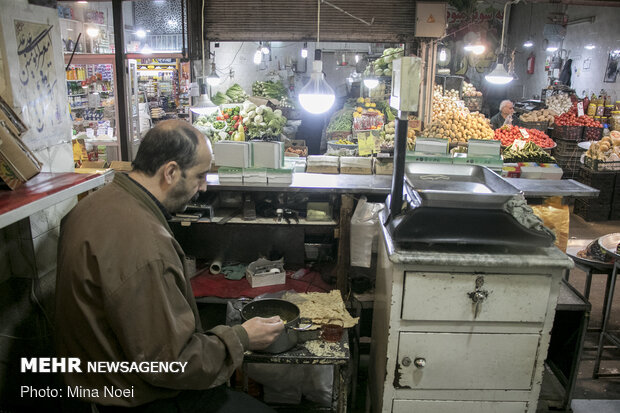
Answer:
[55,173,248,407]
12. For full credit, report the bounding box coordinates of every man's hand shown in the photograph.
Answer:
[242,316,285,350]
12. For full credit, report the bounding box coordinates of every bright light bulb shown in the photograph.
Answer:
[485,63,513,85]
[136,29,146,38]
[523,40,534,48]
[261,45,270,54]
[546,46,558,52]
[355,54,360,63]
[253,49,262,65]
[363,78,379,89]
[585,44,596,50]
[86,27,99,37]
[190,94,218,115]
[439,49,447,62]
[298,60,335,114]
[301,48,308,59]
[207,75,220,86]
[464,44,485,55]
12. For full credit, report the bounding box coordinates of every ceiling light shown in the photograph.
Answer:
[485,61,513,85]
[355,54,360,63]
[523,40,534,48]
[261,43,270,55]
[136,29,146,39]
[86,27,99,38]
[439,49,447,62]
[585,44,595,50]
[299,52,335,114]
[206,62,220,86]
[253,47,263,65]
[191,0,218,116]
[301,42,308,59]
[464,44,485,55]
[363,77,379,89]
[546,46,558,52]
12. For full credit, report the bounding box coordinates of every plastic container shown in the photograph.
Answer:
[520,120,549,132]
[583,126,604,141]
[611,111,620,131]
[584,156,620,172]
[587,103,598,117]
[604,105,614,118]
[552,124,584,141]
[577,166,616,204]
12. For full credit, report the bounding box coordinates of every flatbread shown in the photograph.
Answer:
[283,290,358,330]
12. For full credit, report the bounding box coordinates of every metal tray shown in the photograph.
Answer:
[405,163,521,209]
[598,233,620,259]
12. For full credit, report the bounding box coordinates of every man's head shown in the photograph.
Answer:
[131,120,212,213]
[499,100,514,118]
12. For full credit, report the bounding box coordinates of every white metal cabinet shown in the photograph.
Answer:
[369,227,572,413]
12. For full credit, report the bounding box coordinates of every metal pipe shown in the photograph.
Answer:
[112,0,129,161]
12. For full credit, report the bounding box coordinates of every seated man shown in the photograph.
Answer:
[55,120,284,412]
[490,100,514,129]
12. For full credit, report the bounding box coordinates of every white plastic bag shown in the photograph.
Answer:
[350,196,384,268]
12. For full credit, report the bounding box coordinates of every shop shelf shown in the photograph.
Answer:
[573,198,610,222]
[552,124,584,141]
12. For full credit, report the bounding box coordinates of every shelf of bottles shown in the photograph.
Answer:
[136,59,181,122]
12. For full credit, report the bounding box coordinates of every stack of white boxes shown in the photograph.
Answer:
[214,141,293,184]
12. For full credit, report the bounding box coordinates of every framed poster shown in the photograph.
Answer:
[0,1,69,150]
[604,51,619,83]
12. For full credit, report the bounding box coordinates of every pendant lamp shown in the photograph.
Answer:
[485,0,518,85]
[190,0,217,115]
[298,0,335,114]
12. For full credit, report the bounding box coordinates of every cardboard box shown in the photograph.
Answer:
[213,141,252,168]
[0,120,41,190]
[252,141,284,169]
[80,161,107,169]
[242,167,267,184]
[374,157,394,175]
[109,161,133,172]
[340,156,373,175]
[218,167,244,184]
[306,155,339,174]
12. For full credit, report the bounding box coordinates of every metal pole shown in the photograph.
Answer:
[390,111,409,217]
[112,0,129,160]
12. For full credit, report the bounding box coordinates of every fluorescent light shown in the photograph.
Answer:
[86,27,99,38]
[136,29,146,39]
[301,42,308,59]
[546,46,558,52]
[485,62,513,85]
[585,44,595,50]
[523,40,534,48]
[298,59,335,114]
[253,48,262,65]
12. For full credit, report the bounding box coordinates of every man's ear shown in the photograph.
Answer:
[161,161,180,185]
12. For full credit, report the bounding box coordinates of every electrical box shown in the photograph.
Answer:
[415,2,447,38]
[390,57,422,112]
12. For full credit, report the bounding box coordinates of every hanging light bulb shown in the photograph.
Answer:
[253,45,263,65]
[355,54,360,63]
[299,51,335,114]
[485,58,513,85]
[136,29,146,39]
[301,42,308,59]
[261,42,270,55]
[464,44,485,55]
[363,75,379,89]
[190,0,217,116]
[439,49,447,62]
[206,62,220,86]
[584,44,596,50]
[523,40,534,48]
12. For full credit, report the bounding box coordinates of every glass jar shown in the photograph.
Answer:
[587,102,597,117]
[615,101,620,111]
[611,111,620,131]
[604,105,614,117]
[596,105,606,116]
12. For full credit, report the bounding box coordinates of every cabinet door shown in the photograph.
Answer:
[393,400,527,413]
[402,272,551,322]
[395,332,539,390]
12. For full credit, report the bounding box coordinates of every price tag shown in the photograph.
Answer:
[577,102,584,117]
[357,132,375,156]
[519,128,530,139]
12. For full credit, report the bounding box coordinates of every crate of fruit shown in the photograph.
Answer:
[582,126,603,141]
[584,156,620,172]
[552,124,584,141]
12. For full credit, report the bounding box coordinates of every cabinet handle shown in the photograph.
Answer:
[414,358,426,368]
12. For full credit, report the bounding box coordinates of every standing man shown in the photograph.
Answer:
[55,120,283,412]
[490,100,515,129]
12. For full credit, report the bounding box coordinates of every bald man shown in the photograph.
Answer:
[55,120,283,412]
[490,100,514,130]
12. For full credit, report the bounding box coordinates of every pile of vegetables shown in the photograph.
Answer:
[494,126,554,148]
[432,85,468,120]
[502,140,556,164]
[239,100,287,139]
[212,84,249,105]
[546,93,573,115]
[327,109,353,133]
[363,47,403,77]
[424,111,494,144]
[463,82,482,97]
[520,109,557,126]
[252,80,289,101]
[554,113,603,127]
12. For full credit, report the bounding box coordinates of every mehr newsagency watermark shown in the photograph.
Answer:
[20,357,187,398]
